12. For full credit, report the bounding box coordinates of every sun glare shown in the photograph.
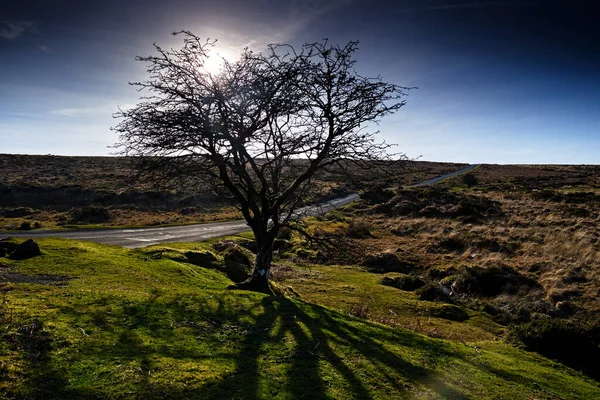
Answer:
[202,47,237,75]
[203,54,225,74]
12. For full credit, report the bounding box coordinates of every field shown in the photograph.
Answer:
[1,238,599,399]
[2,157,600,398]
[0,154,466,230]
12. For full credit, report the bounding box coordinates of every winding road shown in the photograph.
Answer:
[2,165,477,248]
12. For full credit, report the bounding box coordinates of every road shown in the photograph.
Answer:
[2,194,360,248]
[1,164,476,248]
[405,164,479,188]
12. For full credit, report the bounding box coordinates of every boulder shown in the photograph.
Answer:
[9,239,41,260]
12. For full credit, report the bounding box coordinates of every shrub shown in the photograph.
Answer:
[69,206,110,223]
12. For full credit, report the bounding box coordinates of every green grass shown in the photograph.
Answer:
[1,238,599,399]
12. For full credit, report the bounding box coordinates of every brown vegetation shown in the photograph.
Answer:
[270,165,600,379]
[0,154,466,230]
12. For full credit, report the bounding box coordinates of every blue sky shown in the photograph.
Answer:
[1,0,598,163]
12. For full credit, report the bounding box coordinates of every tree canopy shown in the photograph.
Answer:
[114,31,411,293]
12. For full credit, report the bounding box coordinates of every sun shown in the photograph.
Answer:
[202,54,225,74]
[201,47,237,75]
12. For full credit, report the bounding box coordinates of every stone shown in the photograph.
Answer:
[9,239,41,260]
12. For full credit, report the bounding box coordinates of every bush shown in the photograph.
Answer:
[381,274,425,291]
[69,206,110,223]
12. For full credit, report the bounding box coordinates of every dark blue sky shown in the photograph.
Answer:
[1,0,598,163]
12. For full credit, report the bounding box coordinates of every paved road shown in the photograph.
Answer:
[1,194,360,248]
[405,164,479,188]
[1,164,476,248]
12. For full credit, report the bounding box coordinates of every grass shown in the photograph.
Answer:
[1,238,599,399]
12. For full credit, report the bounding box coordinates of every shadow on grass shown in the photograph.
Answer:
[9,291,583,399]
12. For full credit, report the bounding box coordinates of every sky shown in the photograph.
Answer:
[1,0,598,164]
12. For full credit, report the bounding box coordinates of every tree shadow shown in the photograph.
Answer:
[8,291,594,399]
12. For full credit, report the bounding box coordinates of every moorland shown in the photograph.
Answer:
[1,155,600,398]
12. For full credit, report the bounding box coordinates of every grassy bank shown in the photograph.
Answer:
[1,238,598,399]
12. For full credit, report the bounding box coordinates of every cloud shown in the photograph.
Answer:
[49,104,120,118]
[428,1,534,10]
[0,20,37,40]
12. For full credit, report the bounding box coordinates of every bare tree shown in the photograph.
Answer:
[114,31,411,293]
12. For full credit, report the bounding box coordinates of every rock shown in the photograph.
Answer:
[0,237,19,257]
[9,239,41,260]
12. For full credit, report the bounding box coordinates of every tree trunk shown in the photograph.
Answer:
[228,235,275,294]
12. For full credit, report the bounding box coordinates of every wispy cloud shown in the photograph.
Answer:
[428,1,534,10]
[0,20,37,40]
[49,104,120,118]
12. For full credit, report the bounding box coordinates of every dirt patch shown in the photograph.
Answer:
[0,268,71,285]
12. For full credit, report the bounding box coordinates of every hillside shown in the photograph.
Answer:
[0,154,466,230]
[1,237,598,399]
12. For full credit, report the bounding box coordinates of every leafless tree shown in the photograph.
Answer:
[114,31,411,293]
